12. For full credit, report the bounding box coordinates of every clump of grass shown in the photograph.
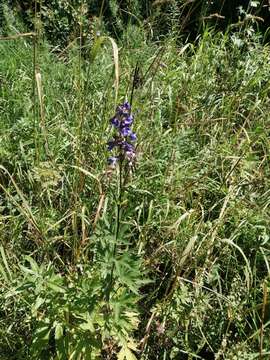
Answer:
[0,17,270,359]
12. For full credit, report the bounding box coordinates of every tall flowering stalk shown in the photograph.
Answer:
[105,101,137,300]
[107,101,137,168]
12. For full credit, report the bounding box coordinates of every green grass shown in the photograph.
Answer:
[0,22,270,359]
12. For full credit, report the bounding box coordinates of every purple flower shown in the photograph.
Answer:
[126,151,136,162]
[123,101,131,110]
[116,101,131,116]
[129,132,137,141]
[120,126,131,137]
[110,117,120,128]
[123,115,133,126]
[123,142,134,152]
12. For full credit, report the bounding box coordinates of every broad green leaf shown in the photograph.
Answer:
[55,324,68,360]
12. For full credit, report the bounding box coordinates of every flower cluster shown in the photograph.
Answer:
[107,101,136,167]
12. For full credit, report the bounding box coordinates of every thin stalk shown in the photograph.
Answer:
[77,5,83,144]
[33,0,39,163]
[115,158,123,241]
[33,0,49,161]
[259,281,268,359]
[106,158,123,301]
[99,0,106,24]
[72,8,83,263]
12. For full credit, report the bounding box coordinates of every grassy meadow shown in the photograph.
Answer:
[0,6,270,360]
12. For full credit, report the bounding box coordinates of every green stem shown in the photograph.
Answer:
[33,0,39,163]
[106,158,123,301]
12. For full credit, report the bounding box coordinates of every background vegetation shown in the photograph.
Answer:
[0,1,270,359]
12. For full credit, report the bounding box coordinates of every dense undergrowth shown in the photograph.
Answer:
[1,6,270,360]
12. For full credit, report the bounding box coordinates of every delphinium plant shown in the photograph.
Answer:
[105,100,137,300]
[93,99,146,358]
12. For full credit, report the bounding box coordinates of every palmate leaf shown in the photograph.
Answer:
[114,253,149,294]
[78,313,95,332]
[69,337,101,360]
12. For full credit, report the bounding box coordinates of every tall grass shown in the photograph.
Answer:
[0,14,270,359]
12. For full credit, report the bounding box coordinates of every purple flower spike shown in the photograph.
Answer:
[107,100,137,167]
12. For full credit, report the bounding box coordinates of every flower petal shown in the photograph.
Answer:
[108,156,118,166]
[129,132,137,141]
[110,117,120,128]
[120,127,131,137]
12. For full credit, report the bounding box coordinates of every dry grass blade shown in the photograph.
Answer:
[178,235,197,272]
[35,71,50,156]
[221,238,253,290]
[0,165,43,244]
[90,36,119,103]
[107,36,119,103]
[71,165,105,230]
[0,32,36,41]
[0,246,12,281]
[71,166,102,194]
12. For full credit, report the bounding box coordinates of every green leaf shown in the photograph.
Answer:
[79,320,95,332]
[47,280,65,293]
[31,324,51,357]
[32,296,45,316]
[55,324,68,360]
[19,264,37,275]
[25,255,40,273]
[55,323,63,340]
[117,346,137,360]
[0,263,9,282]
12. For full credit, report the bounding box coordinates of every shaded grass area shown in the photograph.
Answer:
[0,25,270,359]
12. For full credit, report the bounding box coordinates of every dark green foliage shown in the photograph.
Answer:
[1,1,270,46]
[1,5,270,359]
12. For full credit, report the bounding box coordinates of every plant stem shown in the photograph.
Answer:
[106,158,123,301]
[33,0,39,163]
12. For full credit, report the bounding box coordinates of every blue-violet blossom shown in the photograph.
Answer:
[107,101,136,167]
